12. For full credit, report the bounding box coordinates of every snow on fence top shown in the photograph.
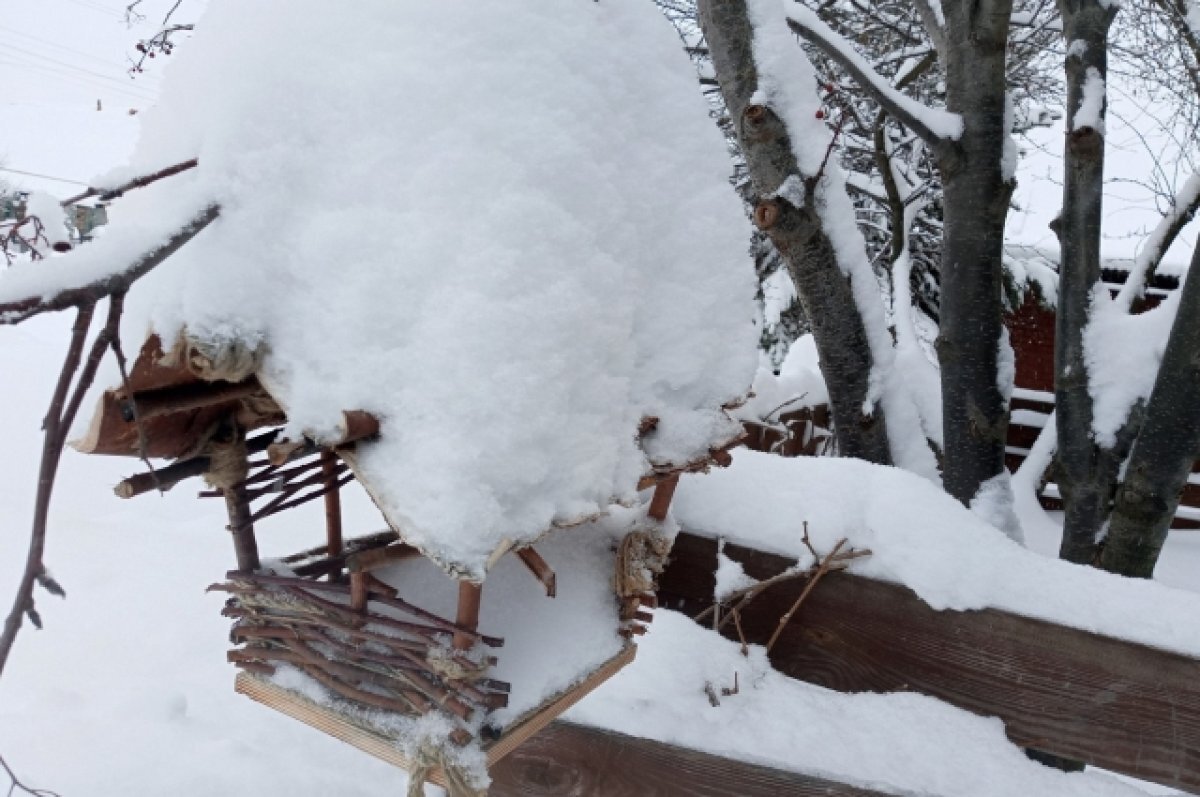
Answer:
[676,450,1200,659]
[3,1,758,577]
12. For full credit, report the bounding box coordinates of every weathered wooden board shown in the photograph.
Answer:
[659,532,1200,795]
[490,722,894,796]
[235,644,636,786]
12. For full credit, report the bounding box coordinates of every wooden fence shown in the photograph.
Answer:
[462,531,1200,795]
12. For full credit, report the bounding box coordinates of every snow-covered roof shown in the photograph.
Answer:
[58,1,757,577]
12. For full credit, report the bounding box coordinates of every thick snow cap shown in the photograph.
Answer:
[107,0,757,576]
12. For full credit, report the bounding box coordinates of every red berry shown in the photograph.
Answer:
[824,82,835,92]
[815,109,826,119]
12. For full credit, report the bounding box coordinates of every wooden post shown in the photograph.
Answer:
[350,572,368,613]
[225,484,260,572]
[454,581,483,651]
[320,450,343,563]
[647,474,679,522]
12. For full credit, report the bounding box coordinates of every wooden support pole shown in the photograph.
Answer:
[225,484,260,573]
[454,581,482,651]
[113,428,279,499]
[647,474,679,522]
[350,572,368,613]
[516,546,557,597]
[320,450,343,562]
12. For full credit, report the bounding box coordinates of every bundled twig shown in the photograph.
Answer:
[215,573,510,744]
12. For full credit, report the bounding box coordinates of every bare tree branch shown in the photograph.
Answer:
[61,158,199,207]
[0,204,220,325]
[786,9,961,151]
[0,753,60,797]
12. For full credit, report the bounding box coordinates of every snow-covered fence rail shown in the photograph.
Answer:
[1005,389,1200,530]
[659,532,1200,795]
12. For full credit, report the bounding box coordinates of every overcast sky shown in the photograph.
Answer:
[2,0,1195,266]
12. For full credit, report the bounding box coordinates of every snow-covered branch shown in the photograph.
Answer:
[1114,173,1200,312]
[0,204,219,325]
[786,7,963,145]
[911,0,948,57]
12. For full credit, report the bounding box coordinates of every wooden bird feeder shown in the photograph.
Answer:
[77,332,742,792]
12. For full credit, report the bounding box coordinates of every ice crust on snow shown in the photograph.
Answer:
[675,450,1200,658]
[42,0,758,576]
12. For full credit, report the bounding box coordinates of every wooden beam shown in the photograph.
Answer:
[659,532,1200,794]
[489,722,894,796]
[516,546,557,597]
[112,428,279,499]
[647,474,679,522]
[225,484,259,573]
[236,661,889,796]
[122,379,263,421]
[320,451,343,561]
[454,581,482,651]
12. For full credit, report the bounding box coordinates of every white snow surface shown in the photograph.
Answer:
[1084,281,1181,448]
[2,320,1189,797]
[1074,67,1107,134]
[735,334,830,423]
[674,449,1200,658]
[6,0,760,576]
[568,611,1156,797]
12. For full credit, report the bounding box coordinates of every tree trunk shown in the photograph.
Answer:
[1101,239,1200,577]
[935,0,1016,504]
[697,0,891,464]
[1054,0,1120,564]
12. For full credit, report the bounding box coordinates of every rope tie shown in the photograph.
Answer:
[615,527,671,598]
[406,743,488,797]
[425,646,489,683]
[203,433,249,491]
[186,334,264,383]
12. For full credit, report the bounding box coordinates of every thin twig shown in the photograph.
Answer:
[61,158,199,206]
[764,537,847,654]
[0,753,60,797]
[107,291,159,491]
[0,304,93,677]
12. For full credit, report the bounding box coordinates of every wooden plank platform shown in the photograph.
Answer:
[659,532,1200,795]
[235,643,636,788]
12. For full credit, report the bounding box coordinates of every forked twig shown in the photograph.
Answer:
[0,753,60,797]
[764,537,846,653]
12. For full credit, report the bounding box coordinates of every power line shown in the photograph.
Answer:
[59,0,125,19]
[0,57,156,102]
[0,39,156,92]
[0,24,130,70]
[0,167,90,187]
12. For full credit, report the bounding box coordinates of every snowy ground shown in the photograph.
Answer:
[2,4,1198,795]
[2,315,1195,797]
